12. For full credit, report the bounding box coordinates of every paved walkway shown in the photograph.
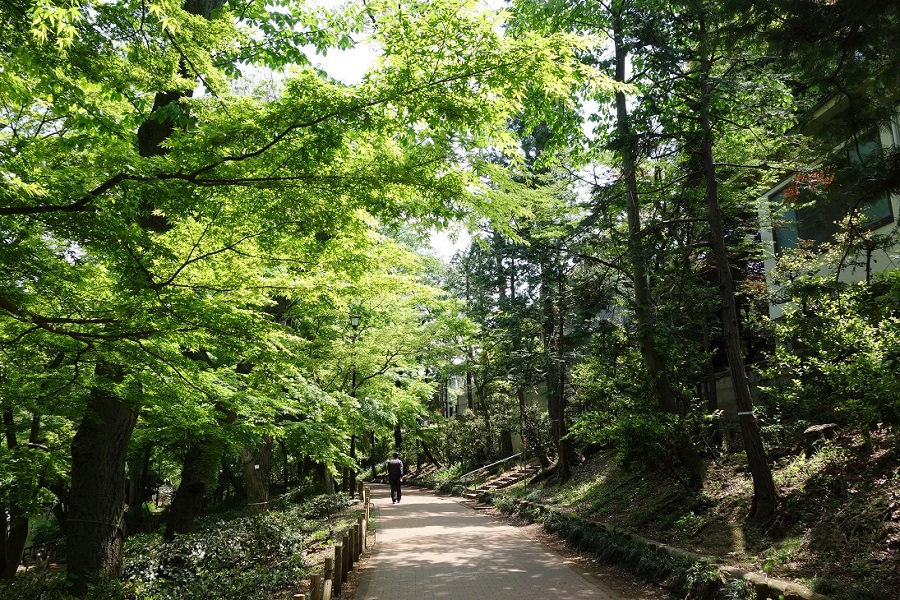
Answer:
[355,483,623,600]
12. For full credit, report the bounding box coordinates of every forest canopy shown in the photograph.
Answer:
[2,0,899,597]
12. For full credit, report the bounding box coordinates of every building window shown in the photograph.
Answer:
[772,130,894,253]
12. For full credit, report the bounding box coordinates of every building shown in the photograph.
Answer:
[758,101,900,318]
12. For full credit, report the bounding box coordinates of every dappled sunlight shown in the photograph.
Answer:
[357,484,621,599]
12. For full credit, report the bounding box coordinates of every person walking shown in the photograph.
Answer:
[387,452,404,503]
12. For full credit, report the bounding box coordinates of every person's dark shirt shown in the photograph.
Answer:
[387,458,404,481]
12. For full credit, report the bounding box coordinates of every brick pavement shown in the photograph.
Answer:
[354,483,623,600]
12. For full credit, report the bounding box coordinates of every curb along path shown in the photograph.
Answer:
[354,483,624,600]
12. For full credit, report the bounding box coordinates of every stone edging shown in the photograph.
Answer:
[477,492,830,600]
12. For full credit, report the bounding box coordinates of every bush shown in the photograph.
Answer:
[763,276,900,427]
[123,506,315,599]
[569,326,703,473]
[0,496,354,600]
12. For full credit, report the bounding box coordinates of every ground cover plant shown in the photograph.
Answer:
[0,494,355,600]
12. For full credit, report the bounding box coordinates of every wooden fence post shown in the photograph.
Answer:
[334,543,344,596]
[350,524,359,568]
[310,574,322,600]
[358,514,366,551]
[323,558,334,600]
[292,595,305,600]
[342,531,351,580]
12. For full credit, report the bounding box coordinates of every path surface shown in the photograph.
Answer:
[355,483,624,600]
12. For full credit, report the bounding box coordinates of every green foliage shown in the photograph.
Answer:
[721,578,754,600]
[0,571,134,600]
[0,495,356,599]
[762,272,900,426]
[120,503,325,599]
[570,325,698,470]
[492,495,518,514]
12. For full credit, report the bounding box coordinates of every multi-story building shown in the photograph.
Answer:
[758,100,900,318]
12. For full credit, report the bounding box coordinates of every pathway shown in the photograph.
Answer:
[354,483,625,600]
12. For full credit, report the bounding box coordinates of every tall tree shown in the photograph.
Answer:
[2,0,586,589]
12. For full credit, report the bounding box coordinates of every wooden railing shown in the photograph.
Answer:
[296,482,372,600]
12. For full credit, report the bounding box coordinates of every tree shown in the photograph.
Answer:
[2,0,586,587]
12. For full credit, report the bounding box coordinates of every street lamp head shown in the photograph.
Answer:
[349,314,361,328]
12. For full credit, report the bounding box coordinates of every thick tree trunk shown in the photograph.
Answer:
[240,436,273,515]
[0,503,28,579]
[67,374,139,595]
[500,430,514,457]
[1,406,28,580]
[697,21,777,522]
[613,19,705,490]
[311,460,335,494]
[165,440,225,540]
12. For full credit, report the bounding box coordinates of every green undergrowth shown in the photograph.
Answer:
[409,462,469,496]
[0,493,358,600]
[491,500,752,600]
[483,428,899,600]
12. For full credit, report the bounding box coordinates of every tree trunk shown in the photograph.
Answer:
[240,436,273,515]
[702,323,724,448]
[279,438,290,489]
[613,17,705,490]
[127,445,153,533]
[476,379,494,459]
[165,440,225,540]
[67,371,139,595]
[370,430,377,479]
[1,406,29,580]
[542,261,573,481]
[500,430,514,457]
[420,442,442,468]
[313,461,335,494]
[0,502,28,579]
[697,18,777,522]
[1,500,6,575]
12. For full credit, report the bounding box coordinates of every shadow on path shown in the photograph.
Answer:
[355,484,623,600]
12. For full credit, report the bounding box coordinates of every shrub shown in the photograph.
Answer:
[124,506,315,599]
[764,270,900,427]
